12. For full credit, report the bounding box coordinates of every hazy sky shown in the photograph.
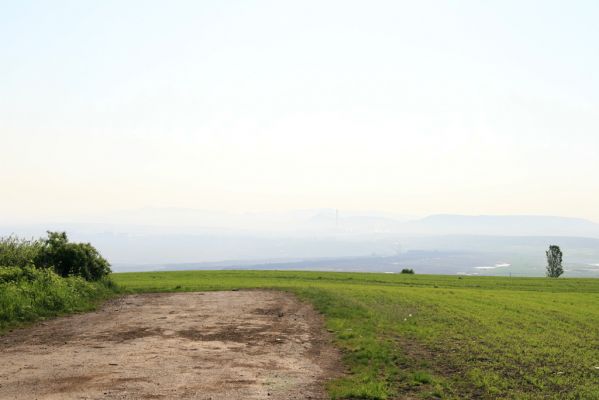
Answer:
[2,1,598,222]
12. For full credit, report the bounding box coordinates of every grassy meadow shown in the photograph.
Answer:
[114,270,599,399]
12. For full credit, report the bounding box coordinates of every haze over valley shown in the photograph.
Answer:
[3,208,599,277]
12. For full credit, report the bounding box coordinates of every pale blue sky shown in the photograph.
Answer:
[1,1,598,222]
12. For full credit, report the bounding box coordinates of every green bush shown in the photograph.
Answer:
[36,232,111,281]
[0,233,116,332]
[401,268,415,274]
[1,232,111,281]
[0,265,39,284]
[0,236,42,268]
[0,266,117,331]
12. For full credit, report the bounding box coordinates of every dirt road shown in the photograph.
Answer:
[0,291,340,399]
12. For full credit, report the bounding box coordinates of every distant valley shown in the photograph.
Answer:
[2,209,599,277]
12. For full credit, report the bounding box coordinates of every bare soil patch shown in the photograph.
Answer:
[0,291,341,399]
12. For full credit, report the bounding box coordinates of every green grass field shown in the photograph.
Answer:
[113,270,599,399]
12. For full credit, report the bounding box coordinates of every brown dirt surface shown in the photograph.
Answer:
[0,291,341,399]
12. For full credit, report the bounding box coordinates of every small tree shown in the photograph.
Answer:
[546,245,564,278]
[401,268,415,274]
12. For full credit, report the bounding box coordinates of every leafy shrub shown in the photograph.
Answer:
[401,268,415,274]
[0,266,25,283]
[0,234,116,331]
[0,266,116,330]
[0,236,42,268]
[0,265,39,284]
[36,232,111,281]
